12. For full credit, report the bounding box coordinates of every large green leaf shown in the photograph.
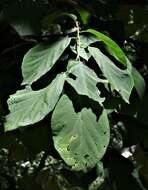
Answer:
[83,29,128,66]
[51,95,110,171]
[4,73,66,131]
[22,36,71,85]
[66,60,105,105]
[88,47,134,103]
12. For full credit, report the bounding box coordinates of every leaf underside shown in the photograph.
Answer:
[51,95,110,171]
[88,47,134,103]
[66,60,105,105]
[5,73,66,131]
[22,36,71,85]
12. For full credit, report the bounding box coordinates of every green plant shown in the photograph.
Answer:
[0,0,147,189]
[4,10,144,168]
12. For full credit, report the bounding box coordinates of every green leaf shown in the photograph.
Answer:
[80,34,99,48]
[78,35,99,61]
[78,47,90,61]
[51,95,110,171]
[132,67,146,99]
[4,73,66,132]
[70,35,98,61]
[22,36,71,85]
[88,47,134,103]
[66,60,105,105]
[83,29,128,66]
[70,45,90,61]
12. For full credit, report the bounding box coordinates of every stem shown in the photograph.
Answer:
[76,21,80,61]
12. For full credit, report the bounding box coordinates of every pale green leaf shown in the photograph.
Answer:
[88,47,134,103]
[5,73,66,131]
[78,47,90,61]
[78,35,99,61]
[51,95,110,171]
[83,29,127,66]
[80,35,99,48]
[70,35,98,61]
[22,36,71,85]
[70,45,90,61]
[66,60,105,105]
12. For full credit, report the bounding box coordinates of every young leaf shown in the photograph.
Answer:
[22,36,71,85]
[66,60,105,105]
[4,73,66,132]
[51,95,110,171]
[83,29,127,66]
[88,47,134,103]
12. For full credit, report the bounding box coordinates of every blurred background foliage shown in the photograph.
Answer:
[0,0,148,189]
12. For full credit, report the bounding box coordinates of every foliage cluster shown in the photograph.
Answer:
[0,0,148,189]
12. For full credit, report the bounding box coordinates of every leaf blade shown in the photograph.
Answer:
[51,95,110,171]
[5,73,66,131]
[83,29,127,66]
[66,60,105,105]
[22,36,71,85]
[88,47,134,103]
